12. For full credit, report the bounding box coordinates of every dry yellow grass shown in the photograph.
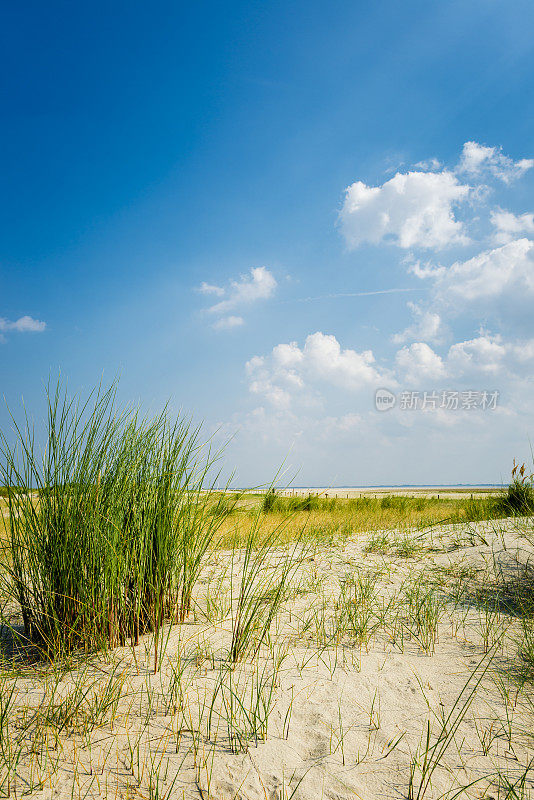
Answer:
[212,494,475,550]
[0,492,488,553]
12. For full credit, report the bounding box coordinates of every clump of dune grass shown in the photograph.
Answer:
[494,461,534,517]
[454,495,496,522]
[261,491,335,514]
[459,461,534,522]
[0,381,227,661]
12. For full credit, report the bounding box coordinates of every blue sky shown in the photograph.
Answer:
[2,0,534,485]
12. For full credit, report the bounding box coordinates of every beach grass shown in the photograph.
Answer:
[0,383,533,798]
[0,381,229,660]
[211,491,503,550]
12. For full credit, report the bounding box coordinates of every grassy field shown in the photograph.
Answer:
[0,384,533,799]
[0,491,506,553]
[209,489,516,550]
[0,487,500,549]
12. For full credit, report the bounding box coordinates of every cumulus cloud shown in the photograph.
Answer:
[246,355,298,410]
[491,208,534,244]
[397,237,534,356]
[447,333,534,377]
[433,238,534,305]
[458,141,534,184]
[406,240,534,331]
[339,142,533,254]
[198,266,277,330]
[303,332,386,388]
[394,332,534,387]
[271,342,305,369]
[395,342,446,384]
[447,334,507,376]
[246,332,391,408]
[392,302,445,345]
[339,170,470,250]
[0,315,46,336]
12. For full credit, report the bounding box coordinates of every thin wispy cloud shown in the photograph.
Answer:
[292,287,424,303]
[212,315,244,330]
[198,282,225,297]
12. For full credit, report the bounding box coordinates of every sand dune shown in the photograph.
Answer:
[3,517,534,799]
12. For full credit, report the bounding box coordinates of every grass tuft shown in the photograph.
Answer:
[0,380,228,661]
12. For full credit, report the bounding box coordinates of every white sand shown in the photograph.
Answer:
[4,517,534,799]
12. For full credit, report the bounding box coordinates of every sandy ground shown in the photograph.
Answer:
[3,517,534,799]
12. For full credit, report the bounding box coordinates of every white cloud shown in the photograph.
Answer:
[394,332,534,386]
[447,334,507,376]
[0,315,46,334]
[447,333,534,377]
[491,208,534,244]
[247,323,534,416]
[339,169,470,250]
[413,158,442,171]
[246,332,391,408]
[198,281,225,296]
[272,342,304,368]
[405,257,446,280]
[407,240,534,324]
[395,342,446,384]
[212,315,244,331]
[339,142,533,254]
[246,355,297,410]
[208,267,277,315]
[392,302,445,344]
[303,332,385,388]
[199,266,277,331]
[510,338,534,363]
[458,141,533,184]
[434,238,534,304]
[249,382,293,410]
[399,239,534,352]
